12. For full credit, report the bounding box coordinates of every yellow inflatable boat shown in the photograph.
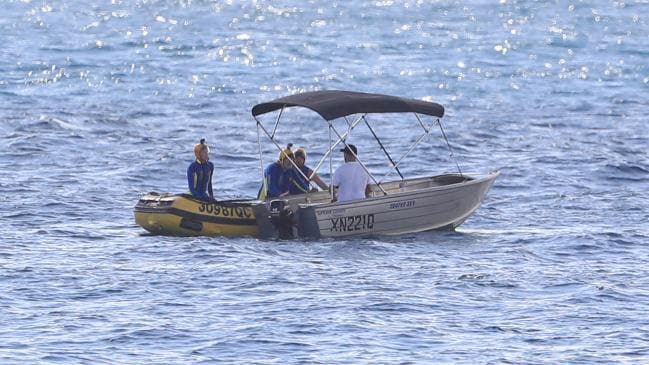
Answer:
[134,193,261,236]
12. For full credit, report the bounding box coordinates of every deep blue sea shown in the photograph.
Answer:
[2,1,649,364]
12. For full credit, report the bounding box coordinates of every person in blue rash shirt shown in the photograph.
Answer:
[289,148,328,195]
[187,138,215,201]
[258,144,294,200]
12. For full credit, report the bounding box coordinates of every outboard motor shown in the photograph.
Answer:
[268,199,295,239]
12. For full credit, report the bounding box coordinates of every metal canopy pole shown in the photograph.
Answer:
[362,115,403,180]
[270,106,284,139]
[254,115,314,190]
[328,123,388,196]
[255,116,291,161]
[256,121,266,198]
[414,112,429,132]
[380,117,436,183]
[309,114,365,179]
[328,124,333,201]
[437,118,463,177]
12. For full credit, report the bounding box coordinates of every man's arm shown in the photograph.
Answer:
[311,171,329,191]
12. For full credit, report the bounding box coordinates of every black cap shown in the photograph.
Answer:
[340,144,357,155]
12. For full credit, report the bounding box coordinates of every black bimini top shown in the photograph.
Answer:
[251,90,444,121]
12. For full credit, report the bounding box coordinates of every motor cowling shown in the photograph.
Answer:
[268,199,295,239]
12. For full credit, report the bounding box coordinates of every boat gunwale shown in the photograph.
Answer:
[297,171,500,210]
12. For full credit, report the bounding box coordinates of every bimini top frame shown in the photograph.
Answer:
[252,90,461,199]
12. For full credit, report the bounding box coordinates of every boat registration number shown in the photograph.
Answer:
[199,203,253,218]
[330,214,374,232]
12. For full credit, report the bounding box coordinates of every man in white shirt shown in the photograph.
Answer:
[331,144,371,202]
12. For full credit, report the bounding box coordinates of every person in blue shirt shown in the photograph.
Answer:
[187,138,215,201]
[258,144,294,200]
[289,148,328,195]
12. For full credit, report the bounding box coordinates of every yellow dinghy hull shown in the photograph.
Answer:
[134,193,260,237]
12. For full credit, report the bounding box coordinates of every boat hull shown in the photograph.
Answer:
[134,193,260,236]
[296,172,499,238]
[134,172,498,239]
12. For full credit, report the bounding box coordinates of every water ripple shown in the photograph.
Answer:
[2,1,649,364]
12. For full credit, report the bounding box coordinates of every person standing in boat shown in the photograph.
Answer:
[331,144,371,202]
[187,138,215,201]
[288,148,329,195]
[258,144,294,200]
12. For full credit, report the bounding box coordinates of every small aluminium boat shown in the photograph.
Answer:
[251,90,499,239]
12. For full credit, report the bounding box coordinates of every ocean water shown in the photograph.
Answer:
[2,0,649,363]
